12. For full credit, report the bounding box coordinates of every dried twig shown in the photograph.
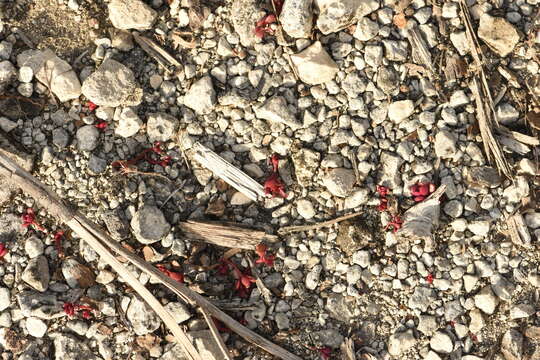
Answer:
[405,24,435,78]
[132,32,182,73]
[278,211,363,235]
[200,308,233,360]
[247,255,273,304]
[0,151,302,360]
[507,213,532,248]
[179,220,277,250]
[192,142,266,201]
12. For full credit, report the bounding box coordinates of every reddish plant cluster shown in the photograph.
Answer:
[95,121,108,131]
[0,244,7,259]
[264,154,287,198]
[376,186,403,233]
[317,347,332,360]
[86,101,97,112]
[156,264,184,283]
[410,182,436,202]
[255,243,275,267]
[21,208,45,232]
[385,215,403,233]
[426,273,434,284]
[218,258,256,298]
[255,14,277,38]
[112,141,172,169]
[54,231,65,258]
[63,302,93,319]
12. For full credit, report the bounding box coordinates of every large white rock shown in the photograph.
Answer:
[290,41,338,85]
[184,76,216,115]
[388,100,414,122]
[18,49,81,102]
[316,0,379,34]
[322,168,356,198]
[388,329,416,356]
[108,0,157,30]
[281,0,313,38]
[478,14,519,57]
[434,130,458,159]
[81,59,142,107]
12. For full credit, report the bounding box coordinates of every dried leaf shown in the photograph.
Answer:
[393,13,407,29]
[205,198,225,216]
[73,263,96,288]
[526,111,540,130]
[171,32,196,49]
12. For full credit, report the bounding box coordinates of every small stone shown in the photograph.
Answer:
[463,274,479,293]
[388,329,416,356]
[280,0,313,38]
[147,112,178,142]
[490,274,515,301]
[317,0,374,34]
[478,14,520,57]
[444,300,464,321]
[434,130,457,158]
[115,107,142,138]
[254,96,300,128]
[443,200,463,218]
[290,41,339,85]
[25,317,47,338]
[0,41,12,60]
[311,329,344,348]
[450,31,470,55]
[25,236,44,258]
[418,315,438,336]
[52,333,100,360]
[388,100,414,123]
[409,287,435,312]
[352,250,370,268]
[164,302,191,323]
[469,309,485,333]
[18,66,33,83]
[131,205,171,244]
[76,125,99,152]
[468,221,490,236]
[354,17,379,41]
[0,288,10,312]
[184,76,216,115]
[111,29,134,51]
[379,151,404,189]
[62,258,96,288]
[0,61,16,85]
[81,58,143,107]
[344,189,369,209]
[22,256,50,292]
[306,265,322,290]
[275,313,290,330]
[108,0,157,30]
[510,304,535,319]
[430,331,453,354]
[501,329,523,360]
[297,199,315,219]
[474,286,499,314]
[322,168,356,198]
[525,213,540,229]
[465,167,501,188]
[127,296,161,335]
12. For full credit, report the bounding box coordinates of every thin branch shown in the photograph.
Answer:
[200,308,233,360]
[278,211,363,235]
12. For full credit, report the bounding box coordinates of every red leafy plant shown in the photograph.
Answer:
[219,258,256,298]
[54,231,65,258]
[95,121,107,131]
[21,208,45,232]
[0,244,7,259]
[86,101,97,112]
[426,273,434,284]
[317,347,332,360]
[255,243,275,267]
[264,154,287,198]
[385,215,403,233]
[63,302,94,319]
[255,14,277,38]
[376,185,389,212]
[410,182,436,202]
[112,141,172,170]
[156,264,184,283]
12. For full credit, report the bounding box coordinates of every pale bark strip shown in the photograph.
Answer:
[200,307,233,360]
[278,211,363,235]
[0,152,303,360]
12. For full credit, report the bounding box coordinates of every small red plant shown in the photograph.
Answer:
[63,302,94,319]
[223,259,256,298]
[213,318,232,333]
[54,231,65,258]
[156,264,184,283]
[112,141,172,170]
[216,259,230,276]
[86,101,97,111]
[376,185,389,197]
[469,332,478,343]
[0,244,7,259]
[255,14,277,38]
[426,273,434,284]
[264,154,287,198]
[385,215,403,233]
[255,243,275,267]
[376,185,390,212]
[317,347,332,360]
[410,182,436,202]
[377,197,388,212]
[95,121,107,130]
[21,208,45,232]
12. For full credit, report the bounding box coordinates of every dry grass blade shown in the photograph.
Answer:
[132,32,181,72]
[179,220,278,250]
[200,307,233,360]
[171,31,197,49]
[340,337,356,360]
[0,151,303,360]
[278,211,363,235]
[192,142,266,201]
[507,213,532,248]
[247,255,273,304]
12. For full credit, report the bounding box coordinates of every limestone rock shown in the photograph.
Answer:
[322,168,355,197]
[184,76,216,115]
[231,0,263,47]
[290,41,338,85]
[478,14,519,57]
[254,96,300,128]
[281,0,313,38]
[22,256,50,292]
[108,0,157,30]
[131,205,171,244]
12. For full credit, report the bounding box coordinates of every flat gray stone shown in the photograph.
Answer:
[254,96,301,128]
[126,296,161,335]
[131,205,171,244]
[147,112,178,142]
[22,256,50,292]
[108,0,157,30]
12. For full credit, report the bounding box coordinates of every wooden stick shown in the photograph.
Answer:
[340,338,356,360]
[278,211,363,235]
[0,152,202,360]
[200,307,233,360]
[179,220,278,250]
[0,151,302,360]
[247,255,273,304]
